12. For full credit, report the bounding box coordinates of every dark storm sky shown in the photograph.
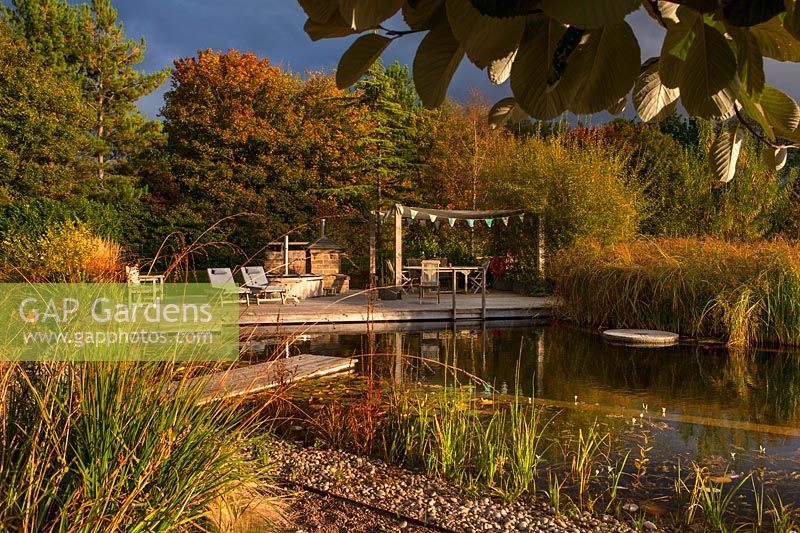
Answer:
[27,1,800,120]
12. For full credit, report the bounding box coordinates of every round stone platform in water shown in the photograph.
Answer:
[601,329,679,347]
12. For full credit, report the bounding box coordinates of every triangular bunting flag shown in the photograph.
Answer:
[409,209,418,220]
[448,218,456,227]
[406,217,414,226]
[518,213,525,222]
[485,218,494,228]
[467,219,475,228]
[502,217,509,226]
[429,214,437,223]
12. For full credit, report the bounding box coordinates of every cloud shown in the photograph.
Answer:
[105,1,798,119]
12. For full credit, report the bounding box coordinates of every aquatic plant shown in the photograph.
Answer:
[552,237,800,346]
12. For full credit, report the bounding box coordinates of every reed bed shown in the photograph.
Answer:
[551,238,800,346]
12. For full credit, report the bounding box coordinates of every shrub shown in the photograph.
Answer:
[551,237,800,345]
[2,220,123,282]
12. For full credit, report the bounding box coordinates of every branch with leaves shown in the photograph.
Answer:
[297,0,800,182]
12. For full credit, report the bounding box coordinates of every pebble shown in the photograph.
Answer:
[269,440,644,533]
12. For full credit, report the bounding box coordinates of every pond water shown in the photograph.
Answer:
[245,322,800,516]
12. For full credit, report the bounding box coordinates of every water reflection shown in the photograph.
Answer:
[245,323,800,429]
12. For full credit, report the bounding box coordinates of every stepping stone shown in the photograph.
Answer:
[601,329,679,347]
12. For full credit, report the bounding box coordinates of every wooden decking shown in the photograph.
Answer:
[239,290,554,327]
[179,354,357,405]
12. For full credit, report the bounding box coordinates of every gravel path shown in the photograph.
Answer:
[271,441,643,533]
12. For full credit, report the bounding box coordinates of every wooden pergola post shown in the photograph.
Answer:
[394,205,403,289]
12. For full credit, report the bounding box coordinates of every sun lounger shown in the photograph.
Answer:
[242,266,298,305]
[207,268,252,305]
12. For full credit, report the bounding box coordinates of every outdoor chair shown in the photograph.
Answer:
[385,260,413,293]
[207,267,251,305]
[242,266,297,305]
[468,261,491,294]
[419,259,440,304]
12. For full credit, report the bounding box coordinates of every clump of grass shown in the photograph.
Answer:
[551,237,800,345]
[383,388,548,502]
[0,361,280,531]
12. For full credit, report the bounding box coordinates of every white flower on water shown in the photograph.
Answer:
[661,407,666,416]
[642,403,648,411]
[730,452,736,460]
[574,395,578,404]
[631,417,637,425]
[759,445,766,455]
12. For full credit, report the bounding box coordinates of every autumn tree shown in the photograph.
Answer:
[160,49,375,264]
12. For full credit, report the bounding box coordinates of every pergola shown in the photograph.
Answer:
[390,204,533,289]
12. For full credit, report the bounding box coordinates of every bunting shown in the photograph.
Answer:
[485,219,494,228]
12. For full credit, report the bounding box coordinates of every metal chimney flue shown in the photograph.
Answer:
[320,219,326,238]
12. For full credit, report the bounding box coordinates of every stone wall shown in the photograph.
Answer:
[310,250,341,277]
[264,250,307,275]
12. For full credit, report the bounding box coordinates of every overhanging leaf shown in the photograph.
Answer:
[659,7,701,88]
[336,34,391,89]
[339,0,403,31]
[402,0,446,30]
[642,1,680,27]
[762,145,788,171]
[488,97,528,128]
[633,57,680,123]
[608,97,627,115]
[678,19,739,119]
[760,85,800,134]
[786,0,800,39]
[723,0,785,27]
[711,123,744,183]
[487,49,516,84]
[510,16,583,120]
[298,0,338,22]
[729,28,766,96]
[538,0,640,28]
[568,21,641,114]
[304,16,357,41]
[446,0,525,68]
[739,90,776,140]
[413,21,465,107]
[749,16,800,61]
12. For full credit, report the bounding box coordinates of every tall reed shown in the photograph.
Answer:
[551,237,800,345]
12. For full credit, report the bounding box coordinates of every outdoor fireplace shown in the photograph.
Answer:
[263,219,349,296]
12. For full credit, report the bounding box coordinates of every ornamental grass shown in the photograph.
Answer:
[551,238,800,346]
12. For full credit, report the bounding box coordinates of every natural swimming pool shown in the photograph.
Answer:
[244,322,800,524]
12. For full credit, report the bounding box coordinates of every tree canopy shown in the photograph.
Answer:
[297,0,800,182]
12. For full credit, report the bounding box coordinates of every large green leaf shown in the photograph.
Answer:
[739,89,776,140]
[510,16,583,120]
[710,123,744,183]
[673,0,719,13]
[304,14,357,41]
[749,16,800,61]
[568,21,641,114]
[538,0,640,28]
[413,21,465,107]
[762,145,789,171]
[633,57,680,123]
[731,29,766,96]
[487,50,516,84]
[678,19,739,119]
[488,97,528,129]
[339,0,403,31]
[446,0,525,68]
[336,34,391,89]
[608,96,627,115]
[786,0,800,39]
[469,0,542,18]
[723,0,785,27]
[298,0,339,22]
[760,85,800,134]
[402,0,446,30]
[659,7,700,88]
